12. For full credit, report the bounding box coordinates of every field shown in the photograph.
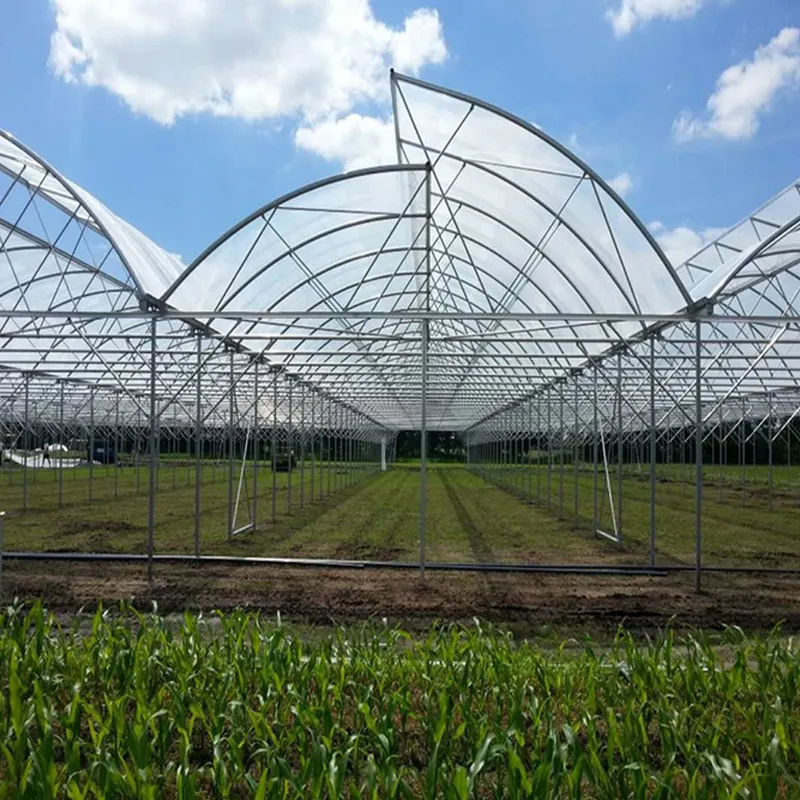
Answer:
[0,603,798,798]
[2,464,800,797]
[0,461,798,570]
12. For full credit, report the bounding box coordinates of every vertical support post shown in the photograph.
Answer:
[194,333,202,557]
[310,391,316,502]
[327,396,332,498]
[136,404,142,496]
[574,374,579,529]
[227,350,235,539]
[768,392,774,511]
[740,396,746,508]
[172,403,177,490]
[300,382,305,509]
[0,512,4,599]
[348,408,354,487]
[32,399,37,487]
[524,400,530,501]
[559,381,564,518]
[22,373,29,512]
[147,316,158,584]
[419,318,428,580]
[287,379,293,515]
[546,386,552,510]
[272,372,278,524]
[649,336,657,567]
[88,385,95,502]
[114,391,120,501]
[58,381,65,509]
[617,351,623,537]
[253,358,259,530]
[593,362,599,534]
[694,320,703,593]
[419,161,431,580]
[536,394,541,504]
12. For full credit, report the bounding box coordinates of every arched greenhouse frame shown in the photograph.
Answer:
[1,71,799,590]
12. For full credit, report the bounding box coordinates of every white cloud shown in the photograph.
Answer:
[606,0,709,37]
[608,171,634,197]
[650,221,727,265]
[673,27,800,142]
[294,114,396,171]
[48,0,446,125]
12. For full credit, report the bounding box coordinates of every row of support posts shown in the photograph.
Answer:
[0,319,391,583]
[459,322,774,590]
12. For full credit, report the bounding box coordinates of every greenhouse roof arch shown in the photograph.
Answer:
[161,75,696,428]
[0,130,184,300]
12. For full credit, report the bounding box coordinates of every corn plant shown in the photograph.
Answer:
[0,602,797,798]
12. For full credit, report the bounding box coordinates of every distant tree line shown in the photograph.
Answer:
[395,431,465,461]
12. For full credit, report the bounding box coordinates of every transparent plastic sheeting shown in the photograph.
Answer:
[167,166,429,318]
[2,74,800,430]
[392,75,691,337]
[678,180,800,295]
[0,131,184,298]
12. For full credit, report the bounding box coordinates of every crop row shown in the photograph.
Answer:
[0,604,798,798]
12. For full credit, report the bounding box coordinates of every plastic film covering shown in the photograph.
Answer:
[0,131,184,298]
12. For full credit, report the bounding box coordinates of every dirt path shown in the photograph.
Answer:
[4,559,800,634]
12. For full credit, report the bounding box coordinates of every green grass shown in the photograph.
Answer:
[475,463,800,568]
[0,603,798,798]
[0,462,797,568]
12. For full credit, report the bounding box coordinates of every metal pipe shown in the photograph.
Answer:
[0,550,678,575]
[287,379,293,515]
[547,385,552,510]
[228,350,235,540]
[88,385,94,502]
[419,316,429,580]
[300,382,305,509]
[593,363,598,534]
[574,375,579,528]
[194,334,202,557]
[147,317,157,584]
[22,373,29,512]
[617,351,623,538]
[649,337,656,567]
[768,392,774,511]
[327,396,332,498]
[58,381,64,509]
[253,358,259,530]
[272,373,278,523]
[537,394,541,504]
[559,381,564,518]
[114,390,120,501]
[136,404,141,497]
[310,390,316,503]
[695,320,703,593]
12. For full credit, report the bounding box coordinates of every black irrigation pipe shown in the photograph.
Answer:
[2,551,670,576]
[4,552,800,575]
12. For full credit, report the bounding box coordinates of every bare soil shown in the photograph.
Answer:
[4,559,800,634]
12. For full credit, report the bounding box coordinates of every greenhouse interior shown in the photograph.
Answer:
[1,71,799,587]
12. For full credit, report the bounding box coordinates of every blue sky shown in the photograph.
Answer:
[2,0,799,268]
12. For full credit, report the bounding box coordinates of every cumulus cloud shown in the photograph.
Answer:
[48,0,447,125]
[294,114,396,171]
[608,171,634,197]
[606,0,710,37]
[673,27,800,142]
[650,221,727,265]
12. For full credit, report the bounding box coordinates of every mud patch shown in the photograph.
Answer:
[4,561,800,635]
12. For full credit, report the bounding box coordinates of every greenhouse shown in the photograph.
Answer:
[1,71,799,587]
